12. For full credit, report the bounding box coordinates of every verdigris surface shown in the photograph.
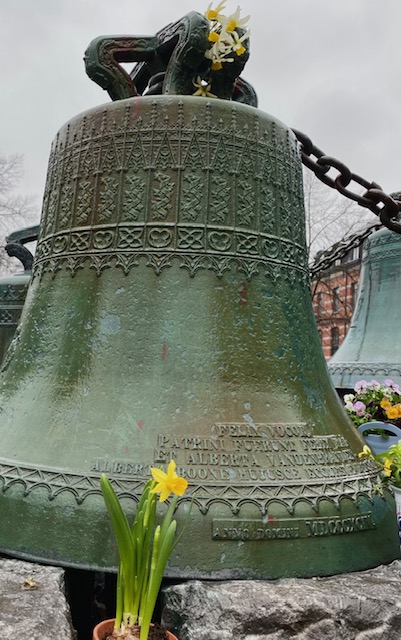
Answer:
[0,10,398,578]
[329,225,401,389]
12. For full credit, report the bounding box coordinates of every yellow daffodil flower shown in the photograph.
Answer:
[150,459,188,502]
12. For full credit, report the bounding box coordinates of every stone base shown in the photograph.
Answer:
[162,560,401,639]
[0,558,76,639]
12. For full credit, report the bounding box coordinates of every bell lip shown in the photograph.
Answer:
[1,542,400,580]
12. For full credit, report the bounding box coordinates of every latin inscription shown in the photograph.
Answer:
[91,422,375,482]
[212,514,376,541]
[153,423,369,482]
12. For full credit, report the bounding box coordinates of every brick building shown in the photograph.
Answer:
[311,241,364,361]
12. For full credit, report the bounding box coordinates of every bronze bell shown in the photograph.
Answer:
[329,224,401,389]
[0,226,38,365]
[0,13,398,578]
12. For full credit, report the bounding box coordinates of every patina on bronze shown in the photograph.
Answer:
[0,226,38,365]
[329,217,401,389]
[0,12,398,578]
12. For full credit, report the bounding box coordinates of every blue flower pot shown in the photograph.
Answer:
[357,422,401,455]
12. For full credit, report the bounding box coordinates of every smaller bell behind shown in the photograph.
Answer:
[0,225,38,365]
[329,226,401,389]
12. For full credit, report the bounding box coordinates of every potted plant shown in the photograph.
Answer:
[93,460,188,640]
[359,442,401,543]
[343,379,401,453]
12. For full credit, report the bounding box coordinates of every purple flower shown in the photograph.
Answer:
[384,379,401,394]
[354,380,368,392]
[353,401,366,417]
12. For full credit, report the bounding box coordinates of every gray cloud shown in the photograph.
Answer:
[1,0,400,217]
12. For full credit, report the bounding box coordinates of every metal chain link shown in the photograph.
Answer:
[291,128,401,235]
[309,223,381,277]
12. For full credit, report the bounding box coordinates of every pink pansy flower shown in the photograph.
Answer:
[353,401,366,417]
[354,380,368,392]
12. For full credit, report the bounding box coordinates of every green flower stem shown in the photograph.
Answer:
[160,495,179,539]
[140,520,177,640]
[139,525,161,640]
[100,474,136,620]
[115,562,123,629]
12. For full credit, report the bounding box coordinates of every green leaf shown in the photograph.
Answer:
[100,473,135,616]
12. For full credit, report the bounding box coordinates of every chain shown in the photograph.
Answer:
[309,223,381,277]
[291,129,401,235]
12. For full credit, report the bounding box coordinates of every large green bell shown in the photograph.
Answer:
[329,225,401,389]
[0,94,398,577]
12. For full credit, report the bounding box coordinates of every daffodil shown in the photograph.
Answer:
[226,29,250,56]
[204,45,234,67]
[205,36,233,59]
[208,30,220,43]
[192,76,217,97]
[211,56,234,70]
[223,5,250,33]
[205,1,227,22]
[100,466,189,640]
[150,459,188,502]
[203,3,250,74]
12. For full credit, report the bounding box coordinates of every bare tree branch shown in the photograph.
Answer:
[303,170,374,262]
[0,151,39,273]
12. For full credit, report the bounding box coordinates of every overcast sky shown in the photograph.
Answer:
[1,0,401,225]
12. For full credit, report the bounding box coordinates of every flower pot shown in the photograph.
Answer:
[392,486,401,546]
[357,422,401,455]
[93,619,178,640]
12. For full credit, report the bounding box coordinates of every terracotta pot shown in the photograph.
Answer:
[93,619,178,640]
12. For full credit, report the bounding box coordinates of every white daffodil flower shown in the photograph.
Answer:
[192,76,217,97]
[205,1,227,22]
[225,29,250,56]
[222,6,250,32]
[203,4,250,75]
